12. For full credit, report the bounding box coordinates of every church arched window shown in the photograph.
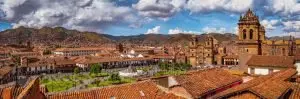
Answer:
[250,29,253,39]
[243,29,247,39]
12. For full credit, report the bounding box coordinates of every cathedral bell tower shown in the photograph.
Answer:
[237,9,265,55]
[204,35,214,64]
[189,35,198,66]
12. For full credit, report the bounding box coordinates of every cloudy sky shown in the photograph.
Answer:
[0,0,300,36]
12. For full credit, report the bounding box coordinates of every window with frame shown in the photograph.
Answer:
[243,29,247,39]
[249,29,253,39]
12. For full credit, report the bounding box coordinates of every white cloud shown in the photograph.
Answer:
[266,0,300,16]
[285,32,300,37]
[0,0,27,20]
[281,21,300,37]
[168,27,200,34]
[169,27,234,35]
[133,0,186,19]
[261,19,279,30]
[185,0,253,14]
[202,27,227,33]
[145,26,161,34]
[0,0,137,32]
[168,28,183,34]
[170,0,186,8]
[282,21,300,33]
[234,26,238,34]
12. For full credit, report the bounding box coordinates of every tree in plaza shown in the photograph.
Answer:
[74,67,80,74]
[108,73,121,82]
[89,63,102,74]
[173,63,181,70]
[158,62,164,69]
[182,63,192,70]
[158,62,170,70]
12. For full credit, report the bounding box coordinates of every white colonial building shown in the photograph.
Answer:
[53,48,102,56]
[246,55,295,75]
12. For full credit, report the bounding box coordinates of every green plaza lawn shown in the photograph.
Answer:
[40,72,136,92]
[87,77,136,88]
[40,63,190,92]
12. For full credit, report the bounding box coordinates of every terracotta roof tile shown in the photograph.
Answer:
[54,48,103,52]
[151,54,174,59]
[47,80,182,99]
[75,56,153,64]
[247,55,295,68]
[16,76,44,99]
[0,66,13,78]
[175,68,242,98]
[0,85,24,99]
[213,68,297,99]
[249,80,292,99]
[0,77,40,99]
[224,55,238,59]
[290,83,300,99]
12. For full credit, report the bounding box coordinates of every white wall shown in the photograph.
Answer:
[248,67,281,75]
[254,68,269,75]
[168,76,179,87]
[295,62,300,75]
[53,52,64,55]
[247,68,251,74]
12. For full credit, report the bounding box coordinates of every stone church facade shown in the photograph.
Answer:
[189,9,299,67]
[189,35,217,66]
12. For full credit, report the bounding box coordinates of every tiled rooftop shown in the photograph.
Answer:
[174,68,242,98]
[0,76,44,99]
[213,68,298,99]
[247,55,295,68]
[46,80,182,99]
[54,48,103,52]
[0,66,13,78]
[290,83,300,99]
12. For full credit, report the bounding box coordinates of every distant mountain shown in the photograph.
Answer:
[0,27,239,47]
[103,34,180,46]
[103,33,238,46]
[267,36,299,40]
[0,26,112,47]
[196,33,237,42]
